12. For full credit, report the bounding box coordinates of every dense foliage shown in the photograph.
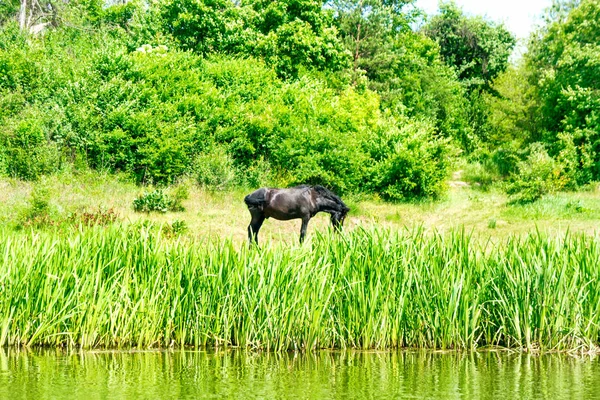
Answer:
[0,0,462,200]
[441,0,599,202]
[0,0,598,202]
[424,2,515,92]
[528,0,600,186]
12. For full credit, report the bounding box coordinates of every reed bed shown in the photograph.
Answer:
[1,225,599,352]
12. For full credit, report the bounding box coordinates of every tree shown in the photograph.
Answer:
[1,0,109,33]
[420,1,516,151]
[0,1,19,26]
[17,0,58,33]
[245,0,350,78]
[423,1,516,93]
[148,0,349,79]
[484,62,541,148]
[155,0,232,54]
[329,0,472,148]
[526,0,600,184]
[327,0,415,84]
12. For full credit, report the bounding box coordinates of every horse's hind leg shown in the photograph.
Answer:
[248,211,265,246]
[299,217,310,244]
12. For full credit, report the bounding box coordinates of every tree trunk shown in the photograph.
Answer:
[19,0,27,31]
[352,0,364,85]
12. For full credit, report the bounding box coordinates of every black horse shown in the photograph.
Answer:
[244,185,350,244]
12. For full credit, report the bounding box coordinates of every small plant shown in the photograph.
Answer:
[133,189,186,213]
[71,207,120,227]
[487,218,497,229]
[162,219,188,237]
[565,200,584,213]
[18,185,56,228]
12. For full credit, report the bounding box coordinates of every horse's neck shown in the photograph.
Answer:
[317,197,340,213]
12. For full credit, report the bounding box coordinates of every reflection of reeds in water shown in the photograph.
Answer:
[1,226,600,351]
[1,348,599,399]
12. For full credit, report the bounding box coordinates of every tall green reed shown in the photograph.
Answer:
[0,225,599,351]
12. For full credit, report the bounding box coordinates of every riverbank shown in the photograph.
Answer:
[1,226,599,352]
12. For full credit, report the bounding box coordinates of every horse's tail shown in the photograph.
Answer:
[244,188,267,211]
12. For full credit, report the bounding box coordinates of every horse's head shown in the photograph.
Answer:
[331,206,350,230]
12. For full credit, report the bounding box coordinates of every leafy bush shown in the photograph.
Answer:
[162,219,188,237]
[505,144,568,204]
[369,119,455,201]
[17,184,56,228]
[0,145,7,176]
[243,157,272,189]
[0,16,455,201]
[194,147,236,190]
[132,188,186,213]
[0,110,61,180]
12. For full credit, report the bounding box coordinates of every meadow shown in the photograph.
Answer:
[1,174,600,352]
[3,172,600,243]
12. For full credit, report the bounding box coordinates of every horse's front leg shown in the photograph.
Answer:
[299,217,310,243]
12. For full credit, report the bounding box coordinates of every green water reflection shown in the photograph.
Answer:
[1,349,599,399]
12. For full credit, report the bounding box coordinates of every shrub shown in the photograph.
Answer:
[505,144,568,204]
[132,189,186,213]
[0,23,456,201]
[0,111,61,180]
[0,146,7,176]
[491,146,521,177]
[162,219,188,237]
[555,131,596,188]
[71,207,120,227]
[243,157,272,189]
[194,147,236,190]
[17,184,56,228]
[369,119,455,201]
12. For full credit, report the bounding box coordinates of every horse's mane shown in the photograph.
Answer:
[287,184,348,211]
[312,185,348,210]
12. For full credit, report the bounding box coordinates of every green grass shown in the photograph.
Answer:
[2,173,600,352]
[3,173,600,243]
[1,224,600,352]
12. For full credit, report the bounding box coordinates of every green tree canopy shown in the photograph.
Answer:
[423,1,516,92]
[147,0,349,79]
[526,0,600,184]
[328,0,471,146]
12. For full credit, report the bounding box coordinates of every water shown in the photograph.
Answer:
[1,349,599,399]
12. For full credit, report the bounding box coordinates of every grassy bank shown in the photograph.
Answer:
[1,225,599,351]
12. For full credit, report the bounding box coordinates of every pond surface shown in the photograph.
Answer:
[1,349,599,399]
